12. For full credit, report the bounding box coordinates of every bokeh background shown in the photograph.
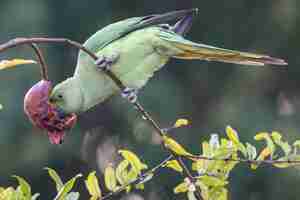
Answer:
[0,0,299,199]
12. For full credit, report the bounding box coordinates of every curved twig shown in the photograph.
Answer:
[29,43,48,80]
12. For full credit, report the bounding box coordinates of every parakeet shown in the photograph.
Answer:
[49,8,287,115]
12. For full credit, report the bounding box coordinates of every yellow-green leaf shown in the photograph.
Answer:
[187,191,197,200]
[246,143,257,160]
[163,135,193,157]
[163,160,183,173]
[251,147,271,170]
[226,126,247,156]
[209,187,228,200]
[226,126,240,144]
[174,118,190,128]
[85,171,101,199]
[104,164,118,192]
[254,132,275,157]
[271,131,291,156]
[174,182,188,194]
[0,59,36,70]
[44,167,64,192]
[65,192,80,200]
[32,193,40,200]
[254,132,269,140]
[272,155,300,168]
[126,168,139,182]
[118,150,147,173]
[135,183,145,190]
[196,181,209,200]
[202,141,212,157]
[293,140,300,148]
[213,146,235,159]
[116,160,130,185]
[12,175,31,199]
[54,174,82,200]
[0,187,16,200]
[197,176,228,187]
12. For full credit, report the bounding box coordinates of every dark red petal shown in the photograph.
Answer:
[47,131,65,144]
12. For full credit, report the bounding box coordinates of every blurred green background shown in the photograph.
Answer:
[0,0,299,199]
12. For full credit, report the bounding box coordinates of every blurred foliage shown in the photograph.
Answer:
[2,128,300,200]
[0,0,300,200]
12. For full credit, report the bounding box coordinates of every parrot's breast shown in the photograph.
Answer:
[75,27,169,112]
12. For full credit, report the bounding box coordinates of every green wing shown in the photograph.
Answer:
[78,9,197,58]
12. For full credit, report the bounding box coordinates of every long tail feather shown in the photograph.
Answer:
[158,31,287,66]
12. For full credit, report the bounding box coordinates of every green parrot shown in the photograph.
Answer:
[49,9,287,115]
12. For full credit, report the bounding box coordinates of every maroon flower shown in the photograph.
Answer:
[24,80,77,144]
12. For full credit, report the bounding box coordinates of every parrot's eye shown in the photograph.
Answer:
[57,94,63,99]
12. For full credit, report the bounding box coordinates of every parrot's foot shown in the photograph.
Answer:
[121,87,138,103]
[95,53,119,71]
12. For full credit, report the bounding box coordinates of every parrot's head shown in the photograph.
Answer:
[49,77,84,114]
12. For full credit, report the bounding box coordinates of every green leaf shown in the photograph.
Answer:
[44,167,64,192]
[174,182,188,194]
[226,126,240,144]
[163,135,194,157]
[65,192,80,200]
[0,59,37,70]
[0,187,17,200]
[31,193,40,200]
[213,146,235,159]
[187,191,197,200]
[202,141,213,157]
[209,187,228,200]
[246,143,257,160]
[104,164,118,192]
[272,154,300,168]
[118,150,147,173]
[85,171,101,199]
[174,118,190,128]
[12,175,31,199]
[251,147,271,170]
[116,160,130,186]
[197,176,228,187]
[293,140,300,148]
[271,131,291,156]
[135,183,144,190]
[254,132,275,157]
[226,126,247,157]
[54,174,82,200]
[293,140,300,154]
[196,181,209,200]
[163,160,183,173]
[126,168,139,183]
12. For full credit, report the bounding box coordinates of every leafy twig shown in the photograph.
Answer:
[101,155,173,200]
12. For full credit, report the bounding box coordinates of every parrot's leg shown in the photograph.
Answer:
[95,53,120,71]
[94,53,138,103]
[121,87,138,103]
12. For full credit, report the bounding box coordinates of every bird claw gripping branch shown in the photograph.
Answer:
[24,79,77,144]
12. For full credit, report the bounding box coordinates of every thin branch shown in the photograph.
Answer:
[101,155,174,200]
[29,43,48,80]
[188,154,300,165]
